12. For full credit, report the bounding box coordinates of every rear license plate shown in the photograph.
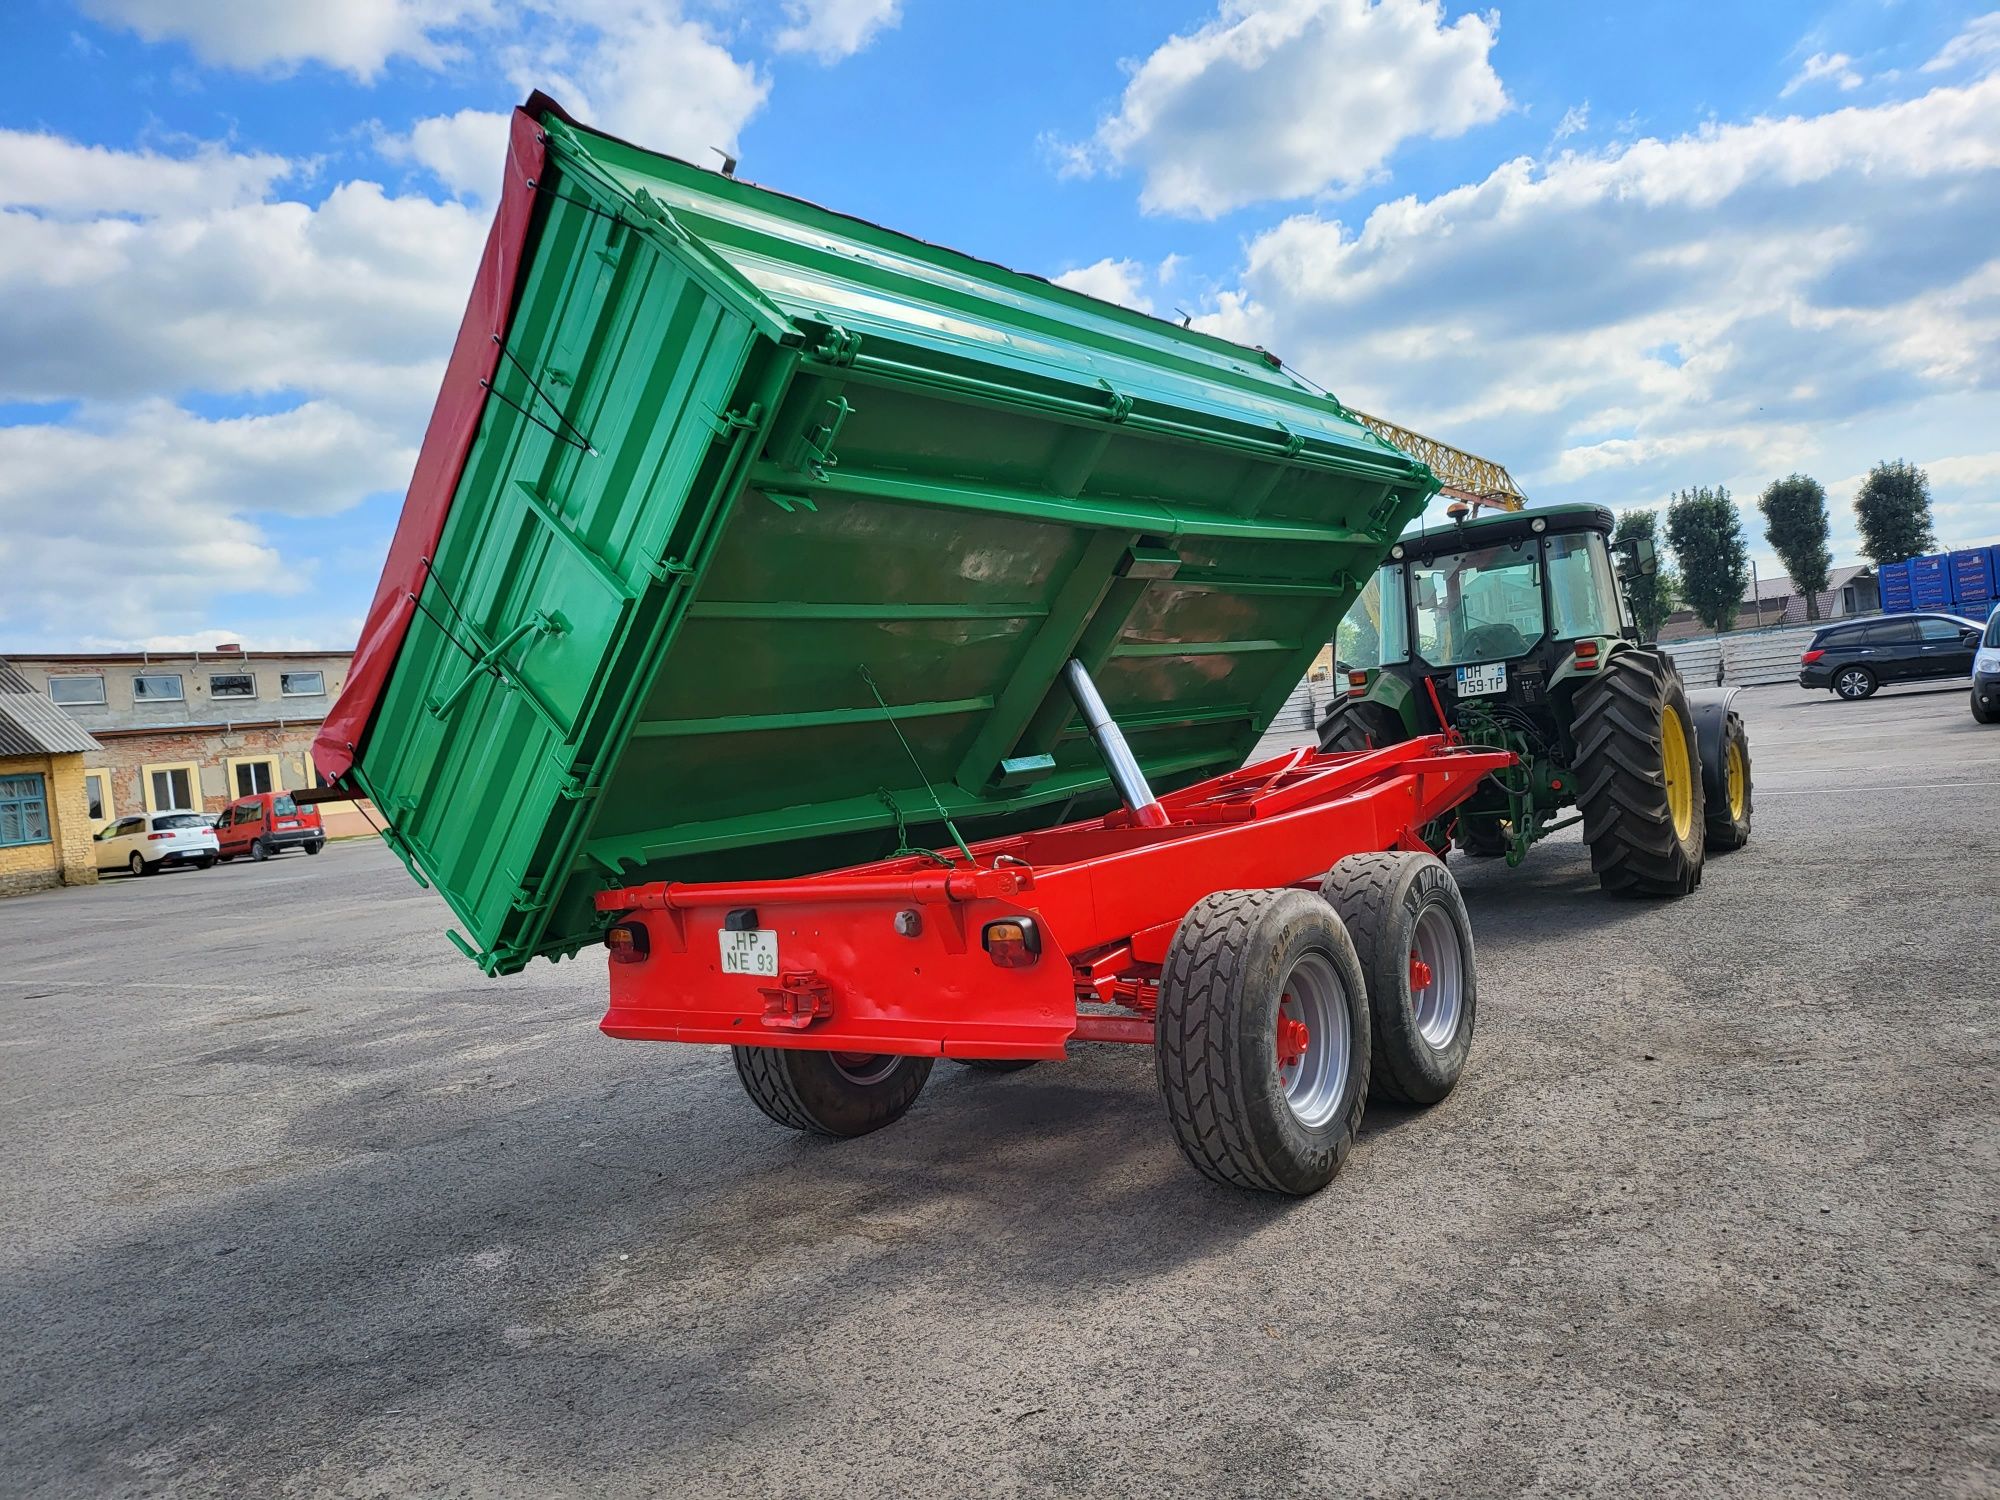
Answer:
[278,820,299,829]
[719,929,779,977]
[1456,663,1507,696]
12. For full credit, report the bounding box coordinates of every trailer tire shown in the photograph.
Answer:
[1155,889,1370,1196]
[1572,652,1706,897]
[950,1058,1036,1073]
[1318,852,1475,1107]
[1702,711,1753,852]
[731,1047,932,1138]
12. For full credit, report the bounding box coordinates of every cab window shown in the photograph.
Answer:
[1336,565,1410,671]
[1543,533,1625,639]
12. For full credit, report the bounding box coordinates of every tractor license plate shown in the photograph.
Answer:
[1456,663,1507,696]
[719,928,779,977]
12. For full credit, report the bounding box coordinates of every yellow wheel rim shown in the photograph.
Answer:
[1726,739,1746,821]
[1661,704,1694,840]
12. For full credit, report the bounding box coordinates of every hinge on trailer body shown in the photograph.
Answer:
[812,325,862,366]
[1098,379,1133,424]
[759,971,835,1030]
[707,404,761,442]
[1275,420,1305,460]
[557,764,599,801]
[645,555,695,587]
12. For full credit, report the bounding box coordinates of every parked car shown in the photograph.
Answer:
[1973,612,2000,724]
[1799,612,1984,700]
[94,811,219,876]
[214,791,326,862]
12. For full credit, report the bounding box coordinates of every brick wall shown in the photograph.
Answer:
[93,723,327,816]
[0,751,97,897]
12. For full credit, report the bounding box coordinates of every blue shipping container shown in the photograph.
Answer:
[1951,546,1996,607]
[1879,559,1914,612]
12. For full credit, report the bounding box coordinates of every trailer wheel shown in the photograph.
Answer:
[1572,652,1706,897]
[1702,711,1753,852]
[1155,889,1370,1195]
[950,1058,1036,1073]
[730,1047,932,1138]
[1319,852,1475,1106]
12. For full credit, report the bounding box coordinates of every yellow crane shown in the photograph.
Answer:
[1350,410,1526,514]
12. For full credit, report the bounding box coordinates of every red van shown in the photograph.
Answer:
[215,791,325,862]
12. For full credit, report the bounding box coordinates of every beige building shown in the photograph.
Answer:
[4,647,377,839]
[0,661,102,896]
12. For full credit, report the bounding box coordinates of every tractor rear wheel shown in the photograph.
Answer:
[1155,889,1370,1195]
[1703,710,1753,852]
[1317,697,1401,755]
[1455,814,1508,858]
[731,1047,932,1137]
[1572,652,1707,897]
[1319,852,1475,1106]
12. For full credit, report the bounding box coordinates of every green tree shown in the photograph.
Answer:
[1854,459,1938,564]
[1666,485,1750,633]
[1758,473,1832,621]
[1613,508,1678,640]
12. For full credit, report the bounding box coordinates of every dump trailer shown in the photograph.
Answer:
[315,94,1512,1194]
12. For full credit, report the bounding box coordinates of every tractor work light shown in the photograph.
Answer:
[982,917,1042,968]
[605,922,650,965]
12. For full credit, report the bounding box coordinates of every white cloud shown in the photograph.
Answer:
[1553,102,1590,141]
[1052,257,1158,314]
[378,107,512,204]
[0,401,415,641]
[1194,77,2000,549]
[78,0,495,81]
[507,9,768,157]
[0,128,293,216]
[1065,0,1508,219]
[1782,51,1863,98]
[774,0,903,63]
[1923,12,2000,74]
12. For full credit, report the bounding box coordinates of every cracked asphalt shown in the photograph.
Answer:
[2,682,1995,1498]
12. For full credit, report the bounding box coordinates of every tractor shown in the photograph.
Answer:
[1318,502,1752,895]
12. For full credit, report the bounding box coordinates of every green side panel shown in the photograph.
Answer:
[355,111,1440,973]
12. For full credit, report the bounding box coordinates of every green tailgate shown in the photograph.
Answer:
[352,109,1438,974]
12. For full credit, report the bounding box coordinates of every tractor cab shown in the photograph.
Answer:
[1337,504,1640,733]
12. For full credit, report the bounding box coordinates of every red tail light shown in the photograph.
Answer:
[1573,640,1599,670]
[1801,648,1825,665]
[147,831,173,841]
[1347,670,1368,697]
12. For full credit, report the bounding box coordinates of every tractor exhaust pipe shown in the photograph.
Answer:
[1064,659,1170,829]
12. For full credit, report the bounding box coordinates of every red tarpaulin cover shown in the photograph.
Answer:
[313,100,558,781]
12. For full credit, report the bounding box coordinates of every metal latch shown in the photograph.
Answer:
[759,971,834,1030]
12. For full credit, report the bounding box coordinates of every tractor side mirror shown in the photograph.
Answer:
[1615,537,1659,578]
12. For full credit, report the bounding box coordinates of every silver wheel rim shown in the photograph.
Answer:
[129,854,142,875]
[1839,670,1867,696]
[828,1052,900,1086]
[1275,951,1353,1129]
[1410,904,1465,1050]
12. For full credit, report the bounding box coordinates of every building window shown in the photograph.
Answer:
[83,771,110,823]
[0,774,51,847]
[149,767,195,812]
[48,675,106,706]
[133,674,184,702]
[234,761,275,796]
[210,672,256,699]
[280,670,326,697]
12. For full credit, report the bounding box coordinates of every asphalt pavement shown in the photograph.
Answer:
[2,681,1995,1498]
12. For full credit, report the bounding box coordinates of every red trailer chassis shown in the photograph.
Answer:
[594,736,1510,1061]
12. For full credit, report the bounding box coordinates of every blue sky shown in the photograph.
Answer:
[2,0,1996,649]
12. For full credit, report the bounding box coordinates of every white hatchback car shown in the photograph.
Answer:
[94,811,221,876]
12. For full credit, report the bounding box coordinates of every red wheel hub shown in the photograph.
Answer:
[1276,1013,1311,1069]
[1408,952,1433,990]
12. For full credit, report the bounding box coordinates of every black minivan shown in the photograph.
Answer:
[1799,612,1984,700]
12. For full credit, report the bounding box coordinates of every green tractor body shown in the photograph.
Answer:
[1320,503,1753,895]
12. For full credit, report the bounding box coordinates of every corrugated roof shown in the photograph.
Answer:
[0,659,101,757]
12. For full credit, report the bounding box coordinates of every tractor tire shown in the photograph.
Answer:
[1155,889,1370,1195]
[951,1058,1036,1073]
[1316,697,1402,755]
[731,1047,932,1138]
[1455,815,1508,858]
[1318,852,1475,1107]
[1703,710,1753,852]
[1572,652,1707,897]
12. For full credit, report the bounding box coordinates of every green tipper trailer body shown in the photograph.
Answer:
[316,95,1439,976]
